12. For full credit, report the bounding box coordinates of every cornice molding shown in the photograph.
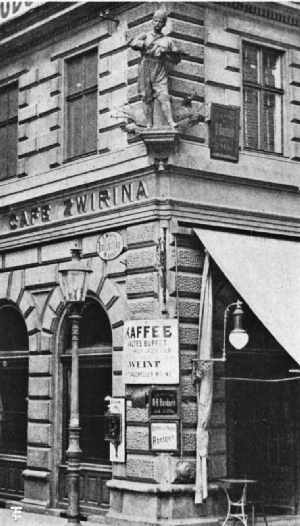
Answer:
[220,2,300,28]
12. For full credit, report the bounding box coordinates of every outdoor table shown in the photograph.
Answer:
[218,478,257,526]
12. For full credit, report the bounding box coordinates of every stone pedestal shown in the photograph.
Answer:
[140,129,179,171]
[106,479,220,526]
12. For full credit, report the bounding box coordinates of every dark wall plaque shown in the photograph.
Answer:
[209,103,240,162]
[149,389,178,417]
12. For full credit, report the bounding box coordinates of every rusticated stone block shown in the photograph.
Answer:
[209,428,226,454]
[183,122,207,143]
[19,68,39,89]
[28,400,52,421]
[177,274,201,296]
[29,377,52,398]
[126,455,155,480]
[173,60,204,80]
[182,429,196,453]
[171,77,204,99]
[27,447,51,470]
[209,454,226,479]
[181,375,197,398]
[181,401,197,424]
[0,273,9,299]
[127,273,157,296]
[127,246,157,270]
[168,2,204,21]
[127,406,149,424]
[29,355,52,375]
[169,19,204,41]
[177,247,204,270]
[27,423,51,446]
[175,39,204,61]
[178,299,199,319]
[113,375,125,397]
[179,325,198,346]
[126,426,149,451]
[9,270,23,304]
[127,223,157,246]
[127,299,158,319]
[126,3,154,26]
[210,402,226,427]
[180,351,196,371]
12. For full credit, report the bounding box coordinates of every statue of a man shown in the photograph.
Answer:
[130,9,181,129]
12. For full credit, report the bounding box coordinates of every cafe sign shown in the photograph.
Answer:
[209,103,240,162]
[124,319,179,385]
[0,2,47,25]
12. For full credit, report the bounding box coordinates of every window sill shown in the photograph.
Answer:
[63,150,97,164]
[242,148,289,161]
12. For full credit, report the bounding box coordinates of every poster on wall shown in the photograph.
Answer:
[123,319,179,384]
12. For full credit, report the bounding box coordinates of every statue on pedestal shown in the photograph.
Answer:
[129,9,181,129]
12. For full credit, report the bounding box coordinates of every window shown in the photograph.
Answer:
[0,83,18,180]
[65,48,98,160]
[243,43,283,154]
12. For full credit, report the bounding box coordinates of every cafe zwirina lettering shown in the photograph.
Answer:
[7,180,149,231]
[0,2,45,24]
[124,319,179,385]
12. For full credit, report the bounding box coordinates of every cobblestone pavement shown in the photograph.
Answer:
[0,508,109,526]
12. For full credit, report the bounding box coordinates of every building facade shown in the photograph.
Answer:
[0,2,299,525]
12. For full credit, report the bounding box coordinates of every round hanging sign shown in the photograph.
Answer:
[97,232,124,261]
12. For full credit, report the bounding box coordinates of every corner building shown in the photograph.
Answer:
[0,2,300,525]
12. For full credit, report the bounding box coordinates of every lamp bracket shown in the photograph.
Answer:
[192,358,225,383]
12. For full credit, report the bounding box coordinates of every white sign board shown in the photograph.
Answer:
[150,422,178,451]
[124,319,179,384]
[108,397,125,463]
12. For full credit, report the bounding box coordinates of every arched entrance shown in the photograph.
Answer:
[58,299,112,515]
[0,303,29,500]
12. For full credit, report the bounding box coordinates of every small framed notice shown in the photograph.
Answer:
[150,421,179,452]
[149,389,179,418]
[209,103,240,162]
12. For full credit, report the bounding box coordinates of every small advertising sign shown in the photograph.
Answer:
[209,103,240,162]
[149,389,178,417]
[97,232,123,261]
[150,422,178,452]
[106,397,125,463]
[124,319,179,385]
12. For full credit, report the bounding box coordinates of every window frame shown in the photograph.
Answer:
[63,46,98,162]
[0,81,18,181]
[242,41,284,155]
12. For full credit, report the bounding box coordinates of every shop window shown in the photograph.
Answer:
[0,83,18,180]
[243,43,283,154]
[62,301,112,463]
[0,305,28,455]
[65,48,98,160]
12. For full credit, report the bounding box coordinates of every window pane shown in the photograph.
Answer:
[83,91,97,154]
[0,89,8,123]
[262,92,282,153]
[84,49,97,90]
[243,44,259,84]
[243,88,259,149]
[67,54,83,96]
[7,121,17,178]
[67,97,83,158]
[0,127,7,179]
[263,49,281,89]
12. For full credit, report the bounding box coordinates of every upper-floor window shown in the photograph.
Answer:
[243,43,283,154]
[0,83,18,180]
[65,48,98,160]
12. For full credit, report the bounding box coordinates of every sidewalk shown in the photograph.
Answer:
[0,507,110,526]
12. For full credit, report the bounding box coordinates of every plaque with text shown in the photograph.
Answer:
[210,103,240,162]
[150,422,179,452]
[149,389,178,417]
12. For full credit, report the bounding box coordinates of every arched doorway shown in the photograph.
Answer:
[58,299,112,515]
[0,303,28,500]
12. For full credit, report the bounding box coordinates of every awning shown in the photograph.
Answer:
[194,228,300,366]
